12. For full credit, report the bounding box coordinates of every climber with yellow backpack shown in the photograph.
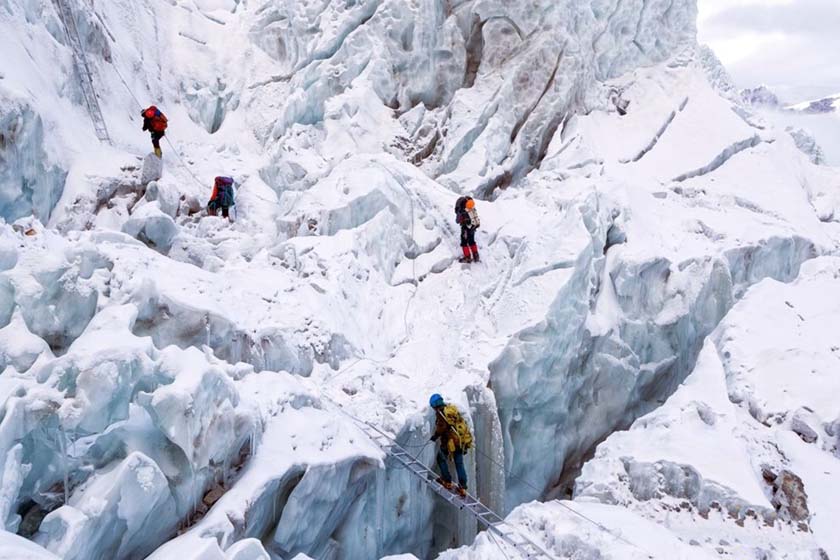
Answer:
[429,393,473,497]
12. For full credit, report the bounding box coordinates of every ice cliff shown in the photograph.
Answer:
[1,0,839,559]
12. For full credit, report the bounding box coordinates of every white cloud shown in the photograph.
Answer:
[697,0,840,102]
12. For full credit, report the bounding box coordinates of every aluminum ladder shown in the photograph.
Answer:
[351,418,557,560]
[52,0,112,144]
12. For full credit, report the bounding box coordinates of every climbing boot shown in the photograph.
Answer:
[154,146,162,158]
[470,245,480,262]
[456,485,467,498]
[458,255,472,264]
[436,477,454,491]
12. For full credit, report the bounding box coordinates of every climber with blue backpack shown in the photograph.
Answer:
[208,176,235,220]
[141,106,168,158]
[429,393,473,497]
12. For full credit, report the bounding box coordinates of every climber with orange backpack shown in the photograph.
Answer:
[455,196,480,263]
[141,105,168,158]
[429,393,473,497]
[208,176,235,220]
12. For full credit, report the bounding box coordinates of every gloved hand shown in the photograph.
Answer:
[430,434,439,442]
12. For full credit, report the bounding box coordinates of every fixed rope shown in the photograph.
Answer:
[52,0,111,144]
[470,446,655,558]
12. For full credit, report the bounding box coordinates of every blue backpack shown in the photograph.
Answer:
[213,176,235,208]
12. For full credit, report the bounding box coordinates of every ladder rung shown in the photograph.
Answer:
[53,0,111,144]
[336,411,555,560]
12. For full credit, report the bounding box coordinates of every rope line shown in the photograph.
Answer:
[109,58,145,112]
[470,446,655,558]
[103,24,214,196]
[487,527,513,560]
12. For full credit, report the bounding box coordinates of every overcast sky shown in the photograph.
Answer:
[697,0,840,102]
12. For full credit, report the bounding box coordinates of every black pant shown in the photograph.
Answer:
[460,226,476,247]
[151,131,164,150]
[210,205,230,218]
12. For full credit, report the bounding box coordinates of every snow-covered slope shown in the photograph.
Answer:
[1,0,839,559]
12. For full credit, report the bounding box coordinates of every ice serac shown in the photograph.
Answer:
[574,257,840,558]
[34,451,177,560]
[0,94,67,224]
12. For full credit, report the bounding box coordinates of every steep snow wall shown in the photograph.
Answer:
[490,202,817,510]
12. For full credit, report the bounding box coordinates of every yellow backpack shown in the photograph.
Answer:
[442,404,473,452]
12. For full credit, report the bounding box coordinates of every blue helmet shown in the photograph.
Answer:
[429,393,444,408]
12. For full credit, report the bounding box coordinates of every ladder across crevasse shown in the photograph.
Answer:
[52,0,112,144]
[351,418,557,560]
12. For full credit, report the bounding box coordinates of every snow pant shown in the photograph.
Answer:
[460,227,478,260]
[437,448,468,488]
[208,201,231,219]
[210,205,230,219]
[150,131,164,150]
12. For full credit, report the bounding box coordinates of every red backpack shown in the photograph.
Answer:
[143,106,168,133]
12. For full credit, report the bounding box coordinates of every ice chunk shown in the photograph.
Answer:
[145,180,182,218]
[34,452,177,560]
[13,257,100,354]
[0,236,17,271]
[0,95,67,224]
[140,153,163,185]
[140,346,243,469]
[0,531,59,560]
[0,275,15,329]
[122,203,177,253]
[225,538,270,560]
[0,443,27,531]
[51,305,157,433]
[0,310,51,372]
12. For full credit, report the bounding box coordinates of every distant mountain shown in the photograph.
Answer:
[740,85,781,108]
[740,86,840,115]
[787,93,840,114]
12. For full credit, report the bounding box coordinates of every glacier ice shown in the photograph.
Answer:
[1,0,839,558]
[573,257,840,558]
[0,95,67,224]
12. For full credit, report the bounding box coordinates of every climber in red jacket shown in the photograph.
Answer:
[141,106,168,158]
